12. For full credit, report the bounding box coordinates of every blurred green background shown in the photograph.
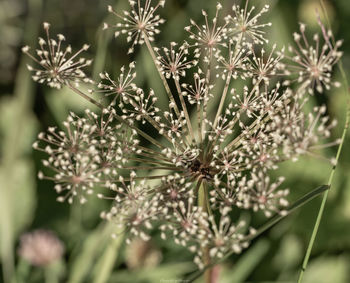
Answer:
[0,0,350,282]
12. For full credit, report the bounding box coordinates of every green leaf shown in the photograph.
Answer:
[245,185,329,242]
[220,239,270,283]
[91,234,124,283]
[67,223,117,283]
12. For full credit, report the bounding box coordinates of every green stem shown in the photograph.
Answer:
[213,71,232,129]
[44,265,59,283]
[143,34,181,118]
[297,2,350,281]
[67,83,104,109]
[198,181,213,283]
[298,104,349,283]
[15,259,30,283]
[297,87,350,282]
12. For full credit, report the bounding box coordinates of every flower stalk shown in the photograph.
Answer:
[297,2,350,282]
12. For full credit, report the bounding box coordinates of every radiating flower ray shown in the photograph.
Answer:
[185,3,228,57]
[215,41,249,80]
[95,63,137,106]
[104,0,165,54]
[246,171,289,217]
[231,85,261,118]
[22,22,93,89]
[229,1,271,45]
[246,44,286,85]
[155,42,197,81]
[286,23,343,95]
[205,207,249,261]
[160,197,209,254]
[100,173,163,243]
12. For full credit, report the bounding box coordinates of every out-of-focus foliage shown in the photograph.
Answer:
[0,0,349,282]
[0,0,24,83]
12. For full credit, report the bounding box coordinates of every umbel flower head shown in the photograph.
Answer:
[286,22,343,95]
[228,1,272,45]
[25,0,342,270]
[22,22,93,89]
[104,0,166,54]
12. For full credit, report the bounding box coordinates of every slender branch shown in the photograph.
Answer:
[198,181,213,283]
[67,82,105,109]
[174,79,195,142]
[201,49,213,141]
[67,83,165,149]
[213,71,232,129]
[197,103,203,144]
[143,34,181,118]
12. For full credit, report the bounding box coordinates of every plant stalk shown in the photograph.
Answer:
[297,1,350,281]
[198,181,213,283]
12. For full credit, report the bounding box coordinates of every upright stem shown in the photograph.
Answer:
[297,82,350,283]
[198,181,213,283]
[297,2,350,281]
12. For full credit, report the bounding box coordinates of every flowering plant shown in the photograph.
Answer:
[22,0,346,281]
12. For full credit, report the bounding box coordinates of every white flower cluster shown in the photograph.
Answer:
[24,0,342,269]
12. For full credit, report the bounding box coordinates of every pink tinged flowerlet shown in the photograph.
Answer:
[287,22,343,95]
[154,42,198,81]
[18,229,64,266]
[229,1,272,45]
[22,22,93,89]
[185,3,228,58]
[105,0,166,54]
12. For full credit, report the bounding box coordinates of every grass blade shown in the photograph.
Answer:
[297,1,350,281]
